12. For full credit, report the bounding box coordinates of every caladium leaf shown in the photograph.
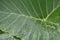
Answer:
[0,0,60,40]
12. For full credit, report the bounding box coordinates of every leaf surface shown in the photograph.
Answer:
[0,0,60,40]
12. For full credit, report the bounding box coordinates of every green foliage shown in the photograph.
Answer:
[0,0,60,40]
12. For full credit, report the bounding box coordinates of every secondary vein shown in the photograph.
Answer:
[45,5,59,20]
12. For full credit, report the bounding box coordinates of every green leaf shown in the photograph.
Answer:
[0,0,60,40]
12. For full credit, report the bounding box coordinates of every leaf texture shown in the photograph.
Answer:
[0,0,60,40]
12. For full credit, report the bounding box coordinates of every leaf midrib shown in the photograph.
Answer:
[0,10,59,26]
